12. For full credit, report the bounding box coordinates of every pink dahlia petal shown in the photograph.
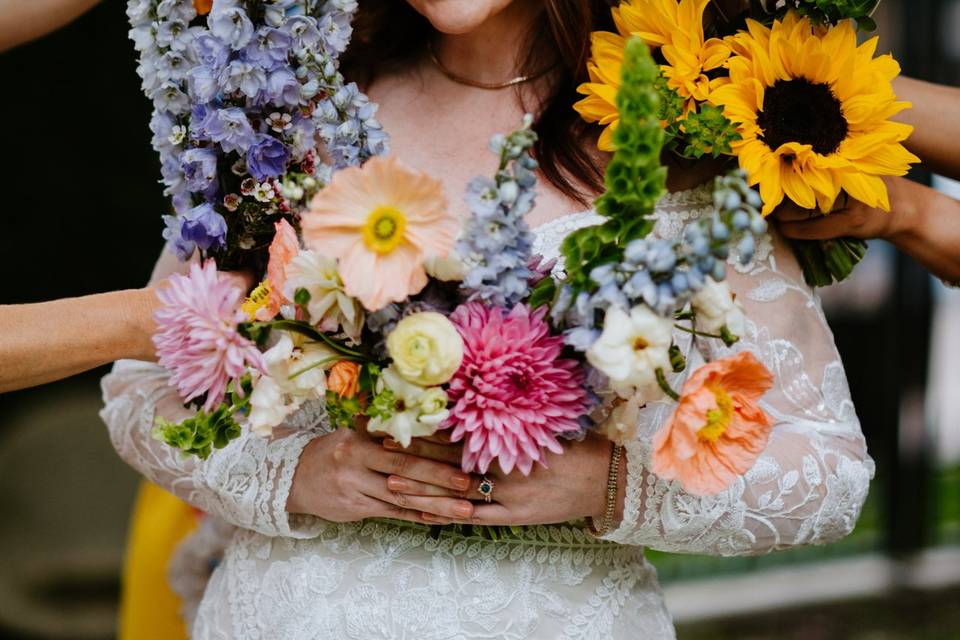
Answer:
[153,260,265,412]
[443,303,590,476]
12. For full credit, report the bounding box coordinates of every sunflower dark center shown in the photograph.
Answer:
[758,78,848,156]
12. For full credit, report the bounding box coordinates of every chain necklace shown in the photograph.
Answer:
[427,41,555,91]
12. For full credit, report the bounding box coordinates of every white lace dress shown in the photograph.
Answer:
[100,184,875,639]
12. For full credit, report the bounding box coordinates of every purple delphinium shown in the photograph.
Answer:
[209,4,255,50]
[218,60,267,99]
[203,107,256,154]
[243,27,292,69]
[190,32,229,70]
[186,65,219,103]
[180,202,228,253]
[180,147,219,193]
[264,68,301,108]
[246,134,290,181]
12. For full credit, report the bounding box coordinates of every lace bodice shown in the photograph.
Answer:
[100,184,874,638]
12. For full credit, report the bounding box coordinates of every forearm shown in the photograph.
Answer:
[893,76,960,181]
[0,0,101,52]
[0,288,158,391]
[886,179,960,283]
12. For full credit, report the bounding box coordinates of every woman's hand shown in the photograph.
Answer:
[286,428,477,524]
[382,432,621,527]
[774,176,917,242]
[774,176,960,283]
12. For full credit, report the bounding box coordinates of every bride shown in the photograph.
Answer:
[102,0,875,637]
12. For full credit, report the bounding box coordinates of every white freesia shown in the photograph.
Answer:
[247,333,336,436]
[284,249,364,342]
[587,305,673,399]
[367,368,450,447]
[423,250,467,282]
[691,278,746,336]
[386,312,464,386]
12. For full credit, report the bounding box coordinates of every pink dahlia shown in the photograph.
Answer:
[153,260,266,412]
[444,303,590,475]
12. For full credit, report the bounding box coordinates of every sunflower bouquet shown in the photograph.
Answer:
[576,0,918,286]
[134,7,779,496]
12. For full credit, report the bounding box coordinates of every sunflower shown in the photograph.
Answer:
[709,14,919,215]
[575,0,730,150]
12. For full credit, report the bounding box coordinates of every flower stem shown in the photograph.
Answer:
[655,368,680,402]
[674,324,724,340]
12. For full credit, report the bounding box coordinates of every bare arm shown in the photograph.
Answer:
[0,288,159,392]
[0,250,193,393]
[893,76,960,182]
[0,0,101,52]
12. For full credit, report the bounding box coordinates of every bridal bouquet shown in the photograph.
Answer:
[133,1,780,496]
[575,0,918,286]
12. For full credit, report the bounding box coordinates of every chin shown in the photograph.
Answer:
[405,0,518,34]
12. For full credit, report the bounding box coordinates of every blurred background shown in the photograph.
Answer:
[0,0,958,638]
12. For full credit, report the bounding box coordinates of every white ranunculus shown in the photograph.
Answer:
[587,305,673,399]
[386,312,464,386]
[284,249,364,342]
[423,251,467,282]
[691,278,746,336]
[367,368,450,447]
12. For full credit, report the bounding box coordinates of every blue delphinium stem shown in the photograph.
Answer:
[458,115,540,308]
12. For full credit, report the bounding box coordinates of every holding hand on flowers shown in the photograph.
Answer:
[286,427,479,524]
[776,176,960,285]
[380,432,619,528]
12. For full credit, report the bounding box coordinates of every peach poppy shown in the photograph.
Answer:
[301,156,457,312]
[652,352,775,495]
[242,219,301,321]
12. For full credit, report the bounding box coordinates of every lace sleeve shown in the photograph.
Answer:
[604,218,876,556]
[100,359,325,539]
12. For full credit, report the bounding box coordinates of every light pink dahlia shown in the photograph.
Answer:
[153,260,266,411]
[444,303,590,475]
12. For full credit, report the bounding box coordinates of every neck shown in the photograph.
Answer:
[432,1,543,86]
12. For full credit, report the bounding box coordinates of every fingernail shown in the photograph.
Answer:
[452,475,470,490]
[454,504,473,518]
[383,439,401,450]
[387,477,407,491]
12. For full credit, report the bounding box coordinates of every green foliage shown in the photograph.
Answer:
[528,276,558,310]
[769,0,881,30]
[365,385,397,421]
[153,404,243,460]
[561,37,667,296]
[656,76,741,160]
[325,390,365,430]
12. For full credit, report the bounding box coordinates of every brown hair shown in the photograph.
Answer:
[342,1,620,205]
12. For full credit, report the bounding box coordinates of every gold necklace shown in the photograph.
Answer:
[427,41,555,90]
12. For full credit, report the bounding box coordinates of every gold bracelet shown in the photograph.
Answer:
[587,443,623,537]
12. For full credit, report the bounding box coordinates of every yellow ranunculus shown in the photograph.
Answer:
[386,312,464,386]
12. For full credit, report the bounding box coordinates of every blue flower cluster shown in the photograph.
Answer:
[555,170,768,350]
[128,0,388,261]
[458,115,540,308]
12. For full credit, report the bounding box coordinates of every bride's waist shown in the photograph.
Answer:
[297,518,644,566]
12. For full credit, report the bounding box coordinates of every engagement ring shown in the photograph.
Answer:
[478,477,495,503]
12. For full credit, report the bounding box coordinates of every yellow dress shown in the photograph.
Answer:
[119,481,197,640]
